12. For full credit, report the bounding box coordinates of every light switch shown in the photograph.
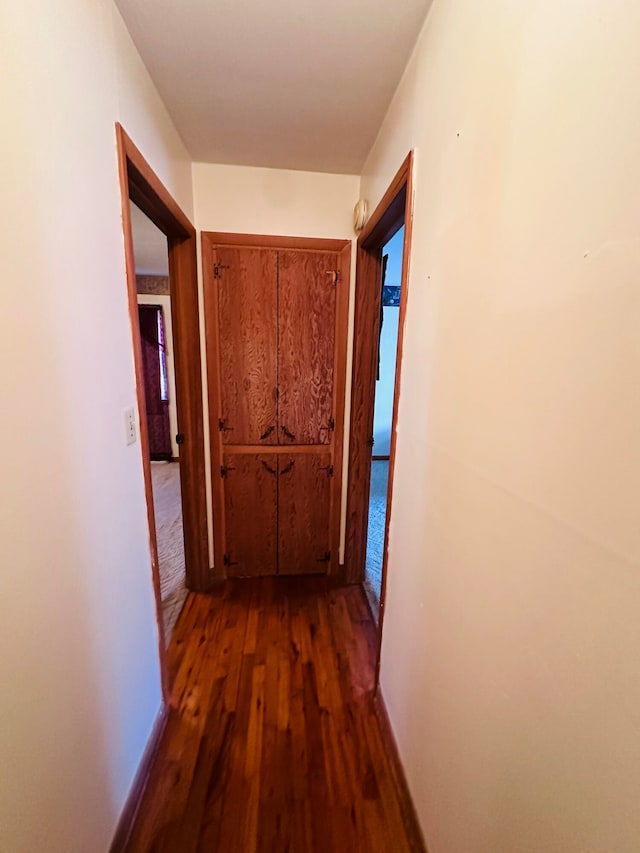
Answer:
[124,407,137,445]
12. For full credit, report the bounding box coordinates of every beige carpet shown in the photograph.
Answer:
[364,460,390,623]
[151,461,188,646]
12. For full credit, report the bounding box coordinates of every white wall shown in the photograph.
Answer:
[0,1,193,850]
[361,1,640,851]
[193,162,359,238]
[192,163,360,563]
[136,296,180,459]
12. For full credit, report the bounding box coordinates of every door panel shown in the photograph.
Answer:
[223,454,277,577]
[216,247,278,444]
[278,251,337,445]
[278,453,331,575]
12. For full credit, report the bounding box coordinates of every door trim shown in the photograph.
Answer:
[116,124,209,693]
[344,151,415,682]
[202,231,351,579]
[201,232,349,253]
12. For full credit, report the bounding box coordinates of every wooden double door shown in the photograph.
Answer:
[204,234,350,578]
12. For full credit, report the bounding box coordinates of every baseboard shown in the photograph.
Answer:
[373,690,428,853]
[109,704,168,852]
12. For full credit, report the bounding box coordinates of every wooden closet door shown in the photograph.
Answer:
[223,454,277,576]
[278,453,332,575]
[215,247,278,444]
[278,251,337,445]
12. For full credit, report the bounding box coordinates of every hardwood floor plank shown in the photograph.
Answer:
[126,578,424,852]
[127,603,222,850]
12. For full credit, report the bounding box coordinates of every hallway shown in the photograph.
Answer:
[126,578,423,852]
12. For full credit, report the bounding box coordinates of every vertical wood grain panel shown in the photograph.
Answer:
[278,251,336,445]
[202,235,227,577]
[278,454,331,575]
[344,248,382,582]
[223,454,277,577]
[167,236,210,590]
[216,247,278,445]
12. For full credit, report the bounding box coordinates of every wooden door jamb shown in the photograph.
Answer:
[344,151,415,688]
[115,123,209,698]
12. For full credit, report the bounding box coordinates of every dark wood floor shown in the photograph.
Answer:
[127,577,422,852]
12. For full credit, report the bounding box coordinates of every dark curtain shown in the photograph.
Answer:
[138,304,172,461]
[377,253,389,381]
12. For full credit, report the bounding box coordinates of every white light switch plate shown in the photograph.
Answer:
[124,407,137,445]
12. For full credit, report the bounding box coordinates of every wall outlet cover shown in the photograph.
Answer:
[124,407,137,445]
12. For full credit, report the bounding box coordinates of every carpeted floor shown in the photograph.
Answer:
[150,461,188,646]
[364,460,389,622]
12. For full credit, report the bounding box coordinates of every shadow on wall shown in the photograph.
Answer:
[1,264,162,852]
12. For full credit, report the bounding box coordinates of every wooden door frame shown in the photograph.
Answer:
[201,231,351,580]
[116,124,209,694]
[344,151,415,681]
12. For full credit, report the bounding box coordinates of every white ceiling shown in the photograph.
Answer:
[130,202,169,275]
[115,0,432,174]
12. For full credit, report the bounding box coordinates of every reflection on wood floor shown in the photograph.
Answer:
[127,577,424,852]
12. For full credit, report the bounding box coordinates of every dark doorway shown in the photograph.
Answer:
[138,304,172,461]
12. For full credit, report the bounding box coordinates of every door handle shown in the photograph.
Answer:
[260,425,275,440]
[281,425,296,441]
[261,460,277,475]
[280,460,295,475]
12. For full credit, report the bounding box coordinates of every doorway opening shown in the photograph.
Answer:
[364,225,405,620]
[130,203,188,645]
[116,124,209,696]
[345,152,414,678]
